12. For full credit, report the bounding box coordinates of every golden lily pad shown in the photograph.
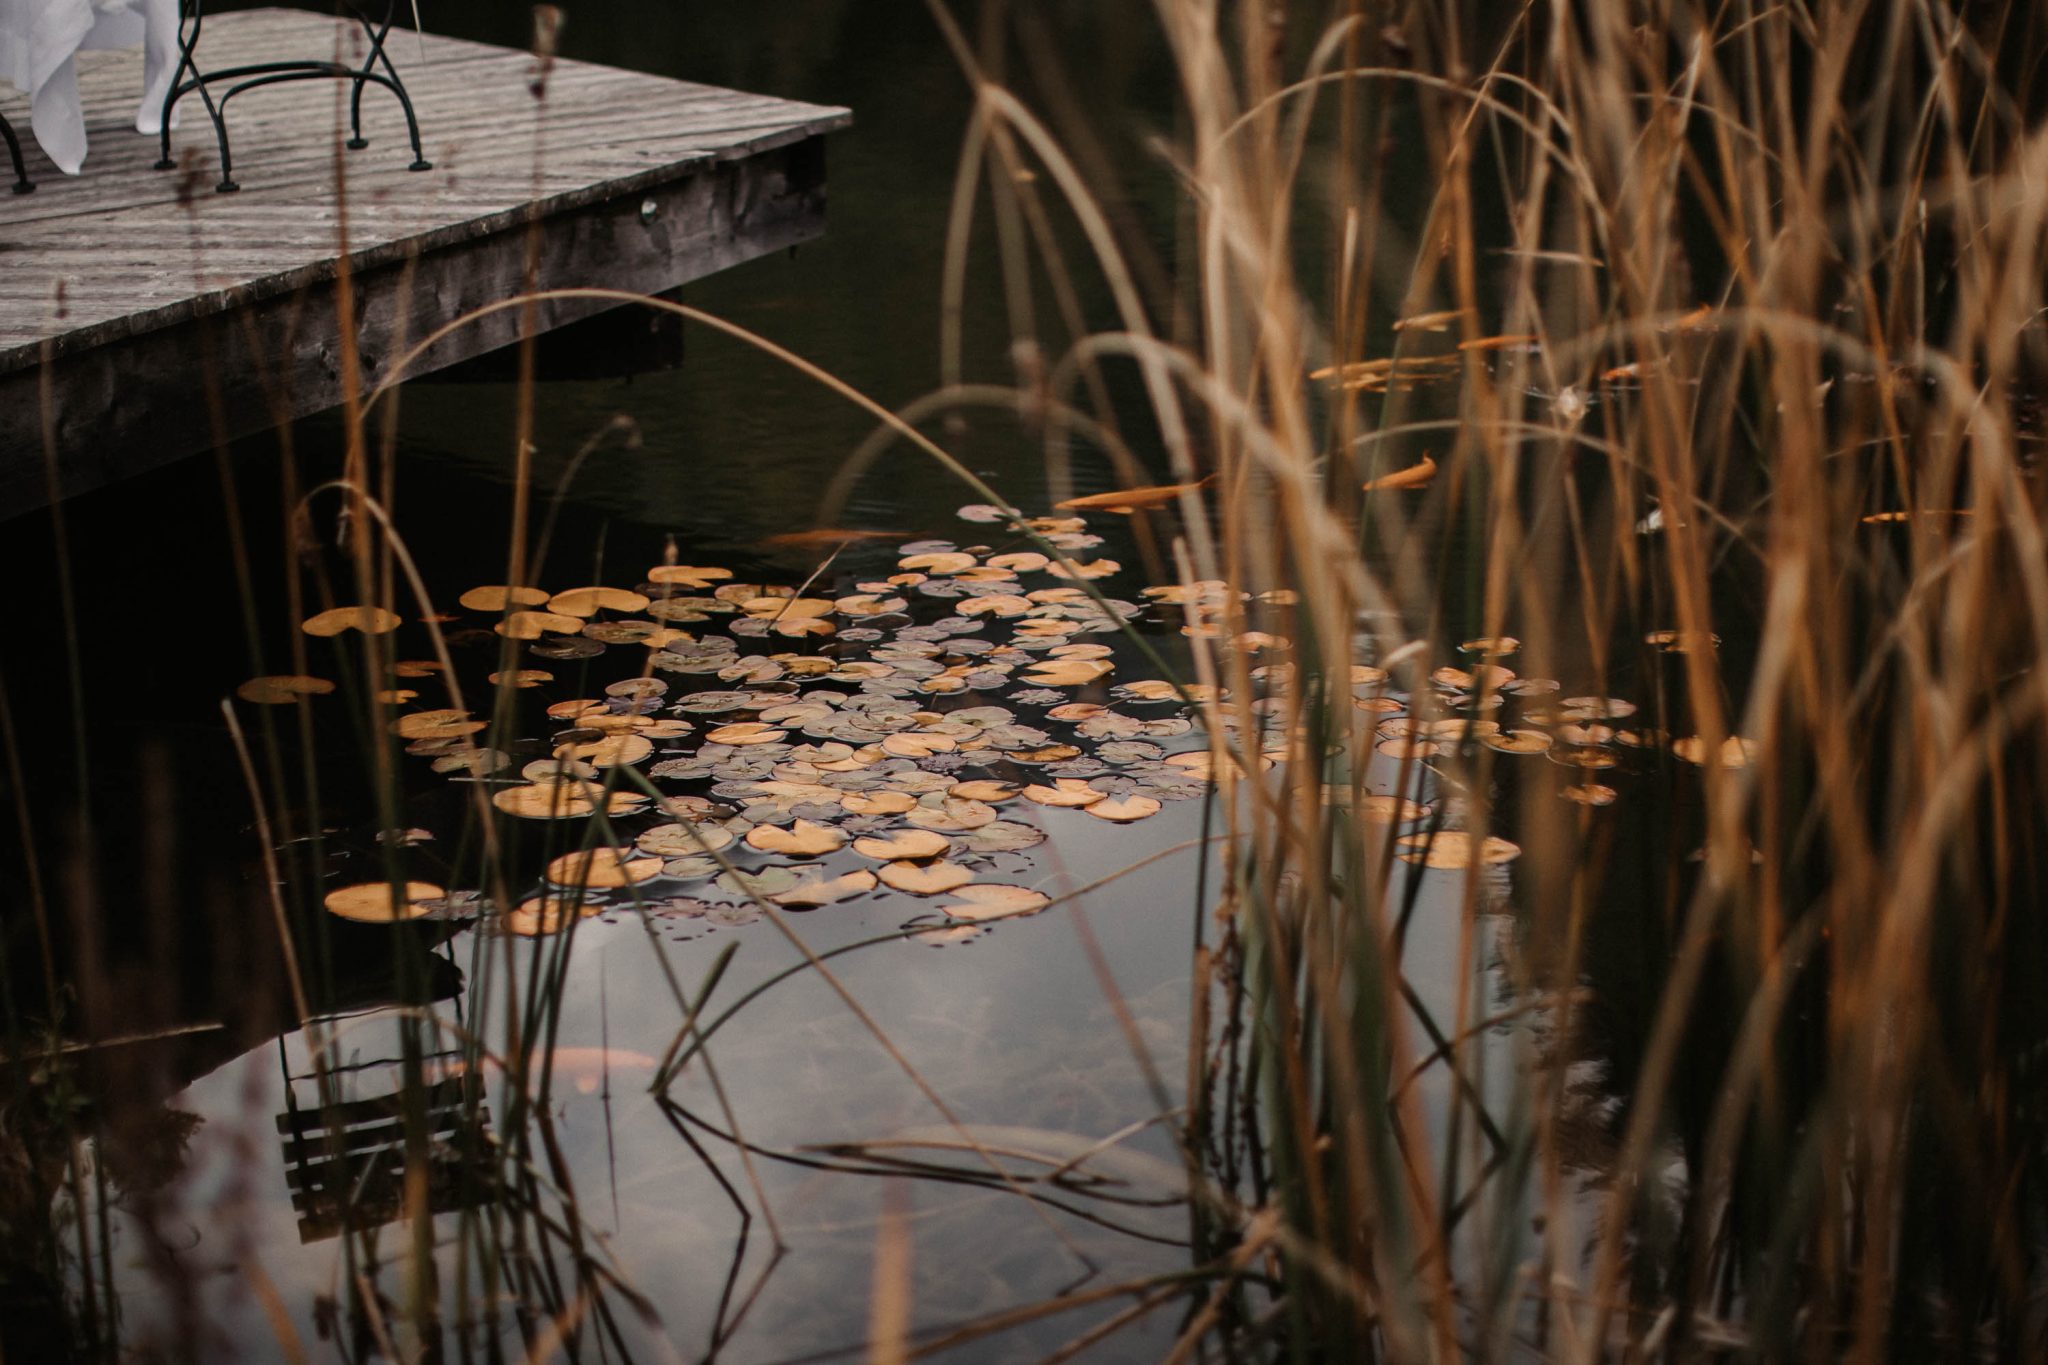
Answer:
[496,611,585,640]
[899,551,978,575]
[393,709,487,740]
[553,733,654,768]
[325,881,444,923]
[1483,729,1553,754]
[878,861,974,895]
[940,884,1051,922]
[236,675,335,705]
[1085,795,1161,822]
[904,798,1000,832]
[1564,784,1618,806]
[745,820,846,858]
[459,586,548,612]
[772,869,878,907]
[706,721,788,746]
[852,830,952,861]
[393,660,446,678]
[882,732,956,759]
[303,605,402,637]
[635,823,736,857]
[1395,831,1521,868]
[492,784,646,820]
[489,669,554,689]
[1021,659,1113,687]
[545,848,663,889]
[548,586,652,617]
[948,780,1017,803]
[843,791,918,817]
[1044,558,1120,581]
[1023,780,1105,809]
[647,565,734,588]
[1673,735,1759,768]
[505,897,587,936]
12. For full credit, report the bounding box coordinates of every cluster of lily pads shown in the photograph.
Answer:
[251,495,1755,942]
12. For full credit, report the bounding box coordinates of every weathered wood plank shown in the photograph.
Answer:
[0,8,849,512]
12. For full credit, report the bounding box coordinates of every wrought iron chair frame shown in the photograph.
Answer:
[0,111,31,193]
[152,0,430,192]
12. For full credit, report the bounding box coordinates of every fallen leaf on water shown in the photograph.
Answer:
[1457,333,1540,352]
[237,675,335,705]
[1391,308,1470,332]
[940,884,1050,922]
[393,660,446,678]
[1054,476,1212,514]
[773,869,878,908]
[326,881,445,924]
[1362,455,1437,492]
[1564,784,1618,806]
[746,820,846,858]
[303,606,402,637]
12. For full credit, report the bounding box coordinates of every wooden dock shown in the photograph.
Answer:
[0,8,850,511]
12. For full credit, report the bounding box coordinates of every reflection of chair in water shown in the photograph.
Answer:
[276,1045,492,1245]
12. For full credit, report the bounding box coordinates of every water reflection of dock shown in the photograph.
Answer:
[0,7,849,511]
[277,1062,491,1245]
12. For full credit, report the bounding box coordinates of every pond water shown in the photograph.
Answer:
[0,4,1694,1361]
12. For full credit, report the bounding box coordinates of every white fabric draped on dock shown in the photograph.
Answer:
[0,0,178,173]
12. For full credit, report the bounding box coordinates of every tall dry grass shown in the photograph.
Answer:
[927,0,2048,1358]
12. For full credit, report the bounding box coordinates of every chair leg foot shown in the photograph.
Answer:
[216,178,239,193]
[11,181,32,194]
[346,137,368,150]
[408,158,432,172]
[153,157,176,171]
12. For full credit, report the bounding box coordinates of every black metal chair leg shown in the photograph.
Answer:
[0,112,32,194]
[153,0,430,190]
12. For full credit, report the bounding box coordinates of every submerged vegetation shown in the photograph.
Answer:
[7,0,2048,1360]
